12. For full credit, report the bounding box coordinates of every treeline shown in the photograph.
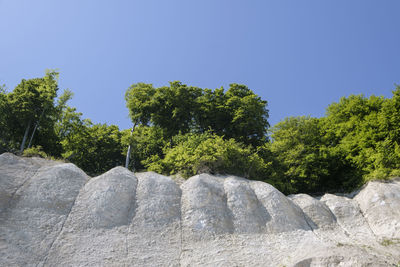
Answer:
[1,71,399,194]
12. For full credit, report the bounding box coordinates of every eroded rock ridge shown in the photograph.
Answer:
[1,153,399,266]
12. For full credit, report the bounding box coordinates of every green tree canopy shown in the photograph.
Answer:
[322,94,390,178]
[125,83,156,126]
[268,116,361,194]
[151,81,203,138]
[3,71,61,153]
[61,119,124,176]
[125,81,269,146]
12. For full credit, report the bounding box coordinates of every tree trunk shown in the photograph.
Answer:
[20,120,32,153]
[27,122,38,149]
[125,145,132,169]
[125,124,136,170]
[27,108,46,149]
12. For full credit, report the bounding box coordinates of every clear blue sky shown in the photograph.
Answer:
[1,0,399,129]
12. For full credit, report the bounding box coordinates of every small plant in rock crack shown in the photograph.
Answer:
[380,238,400,246]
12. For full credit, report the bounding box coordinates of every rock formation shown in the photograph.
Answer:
[1,152,399,266]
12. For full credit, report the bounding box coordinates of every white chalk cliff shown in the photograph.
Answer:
[1,152,399,266]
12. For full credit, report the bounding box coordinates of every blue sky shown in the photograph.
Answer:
[1,0,399,129]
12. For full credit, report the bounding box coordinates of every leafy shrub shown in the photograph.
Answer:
[23,146,48,158]
[146,132,271,180]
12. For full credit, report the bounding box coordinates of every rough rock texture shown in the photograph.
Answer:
[1,153,400,266]
[354,179,400,240]
[0,153,88,266]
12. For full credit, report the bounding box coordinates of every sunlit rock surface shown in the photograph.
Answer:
[1,153,399,266]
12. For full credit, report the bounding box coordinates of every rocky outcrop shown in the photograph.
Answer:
[0,153,88,266]
[1,152,399,266]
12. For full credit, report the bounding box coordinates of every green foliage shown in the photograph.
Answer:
[322,90,400,182]
[61,120,125,176]
[0,85,11,153]
[195,87,230,133]
[2,70,61,154]
[269,116,324,193]
[322,94,385,172]
[8,70,58,126]
[264,89,400,194]
[125,83,156,126]
[121,125,167,171]
[2,72,130,175]
[146,132,271,180]
[125,81,269,146]
[22,146,48,158]
[223,84,269,146]
[55,105,83,141]
[151,82,203,138]
[268,116,361,194]
[3,72,400,195]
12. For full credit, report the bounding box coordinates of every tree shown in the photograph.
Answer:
[151,81,203,138]
[195,87,230,134]
[6,70,60,153]
[369,86,400,177]
[224,84,269,146]
[54,90,82,148]
[125,82,270,147]
[322,94,387,179]
[124,83,156,168]
[61,119,124,175]
[195,84,269,146]
[268,116,360,193]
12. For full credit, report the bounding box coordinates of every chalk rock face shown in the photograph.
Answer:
[0,153,60,213]
[250,180,309,233]
[290,193,336,229]
[320,193,376,243]
[1,153,400,266]
[0,153,88,267]
[128,171,182,266]
[354,179,400,239]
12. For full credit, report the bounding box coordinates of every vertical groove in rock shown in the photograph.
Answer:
[251,181,310,233]
[0,154,52,214]
[181,174,234,239]
[40,175,85,267]
[3,166,40,214]
[127,172,181,266]
[2,165,43,266]
[321,193,378,245]
[289,194,339,246]
[40,166,136,266]
[0,162,89,267]
[223,176,269,234]
[179,181,184,267]
[125,169,138,263]
[352,181,400,240]
[353,197,379,240]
